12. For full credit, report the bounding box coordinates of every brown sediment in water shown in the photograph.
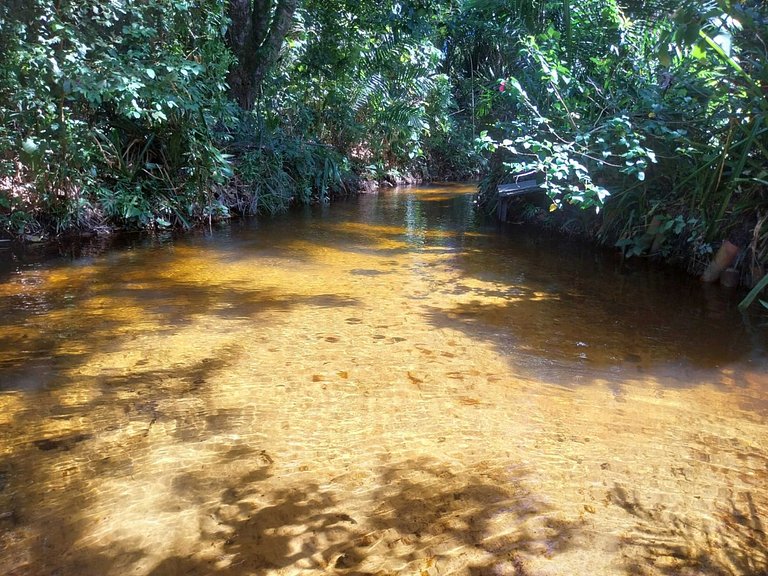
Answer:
[0,184,766,575]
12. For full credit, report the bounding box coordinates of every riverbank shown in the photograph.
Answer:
[484,182,763,294]
[1,158,471,248]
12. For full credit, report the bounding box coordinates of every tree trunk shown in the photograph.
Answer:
[227,0,298,110]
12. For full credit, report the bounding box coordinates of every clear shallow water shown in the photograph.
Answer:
[0,184,766,575]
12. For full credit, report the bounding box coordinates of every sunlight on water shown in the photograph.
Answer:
[0,184,767,575]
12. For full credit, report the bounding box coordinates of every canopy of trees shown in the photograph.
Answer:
[1,0,767,294]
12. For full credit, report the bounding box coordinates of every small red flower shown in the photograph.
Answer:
[499,80,506,92]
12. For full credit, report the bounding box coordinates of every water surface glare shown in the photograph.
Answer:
[1,184,767,575]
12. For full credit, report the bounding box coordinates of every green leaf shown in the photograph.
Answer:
[691,43,707,60]
[22,138,38,155]
[739,273,768,311]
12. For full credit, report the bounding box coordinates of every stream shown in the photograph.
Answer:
[1,184,766,575]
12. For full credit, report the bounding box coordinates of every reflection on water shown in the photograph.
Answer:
[0,183,767,575]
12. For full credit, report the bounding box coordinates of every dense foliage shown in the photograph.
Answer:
[473,1,767,282]
[1,0,767,301]
[0,0,234,233]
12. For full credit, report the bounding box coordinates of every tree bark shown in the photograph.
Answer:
[227,0,298,110]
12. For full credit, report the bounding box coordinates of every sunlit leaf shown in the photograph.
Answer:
[22,138,39,155]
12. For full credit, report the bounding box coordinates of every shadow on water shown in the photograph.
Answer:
[4,184,760,393]
[419,226,768,393]
[0,243,361,393]
[5,344,577,575]
[0,188,764,375]
[0,350,241,574]
[232,186,766,384]
[610,483,768,576]
[5,439,768,575]
[421,198,760,378]
[18,454,584,576]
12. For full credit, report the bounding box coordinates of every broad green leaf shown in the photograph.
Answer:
[22,138,38,154]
